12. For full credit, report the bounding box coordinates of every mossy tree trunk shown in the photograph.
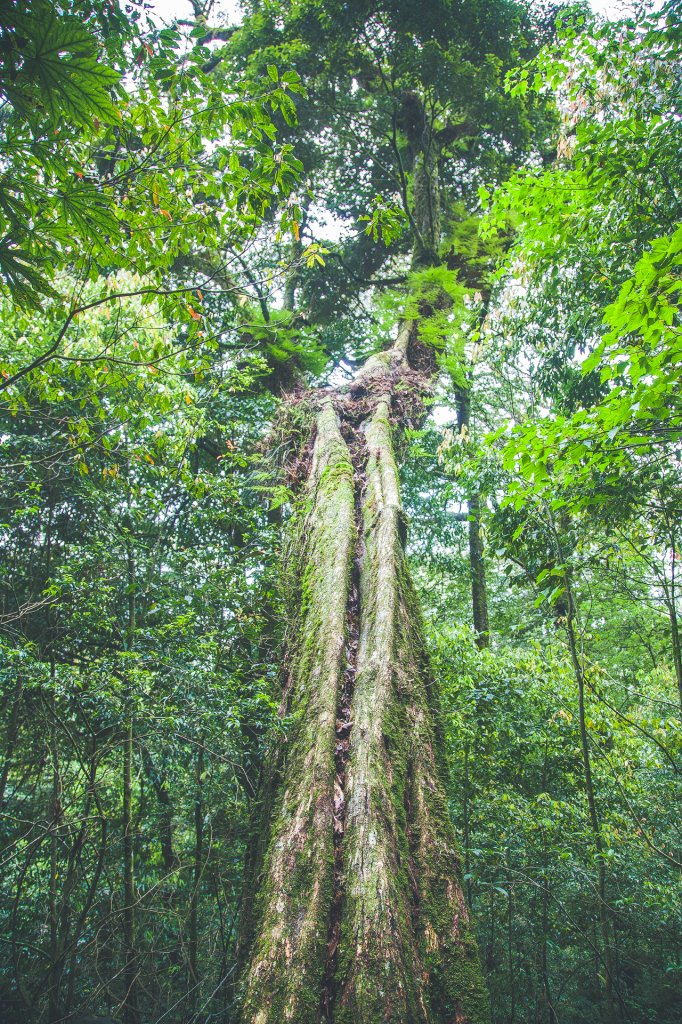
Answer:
[237,331,489,1024]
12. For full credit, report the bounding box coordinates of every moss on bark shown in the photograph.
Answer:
[238,401,356,1024]
[239,359,489,1024]
[335,398,489,1024]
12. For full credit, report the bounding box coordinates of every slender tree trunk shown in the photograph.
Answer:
[667,600,682,715]
[45,499,63,1024]
[140,744,179,878]
[48,668,62,1024]
[507,884,514,1024]
[663,531,682,715]
[65,739,109,1014]
[238,331,489,1023]
[539,741,558,1024]
[189,740,205,1012]
[468,492,490,650]
[122,547,139,1024]
[563,584,618,1024]
[122,711,138,1024]
[0,673,23,809]
[410,110,440,266]
[456,389,490,648]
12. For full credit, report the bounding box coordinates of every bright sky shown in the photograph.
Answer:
[149,0,637,26]
[149,0,236,23]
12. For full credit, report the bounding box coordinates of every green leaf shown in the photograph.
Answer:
[14,10,121,125]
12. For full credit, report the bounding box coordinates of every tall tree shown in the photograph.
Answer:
[220,1,556,1019]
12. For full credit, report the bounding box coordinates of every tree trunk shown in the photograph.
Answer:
[456,389,490,648]
[663,530,682,714]
[122,711,138,1024]
[140,744,179,879]
[122,546,139,1024]
[189,740,205,1012]
[47,674,62,1024]
[666,599,682,715]
[237,330,489,1023]
[0,672,23,809]
[563,582,618,1024]
[467,493,490,650]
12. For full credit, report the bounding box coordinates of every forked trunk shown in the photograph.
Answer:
[238,330,489,1024]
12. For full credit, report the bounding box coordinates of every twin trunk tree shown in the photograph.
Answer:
[236,79,490,1022]
[237,325,489,1023]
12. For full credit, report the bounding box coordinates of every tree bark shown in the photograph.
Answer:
[189,739,205,1012]
[237,331,489,1024]
[140,744,179,878]
[563,579,619,1024]
[668,601,682,715]
[662,527,682,714]
[122,711,138,1024]
[47,676,62,1024]
[456,389,490,648]
[122,546,139,1024]
[0,672,23,810]
[238,398,356,1022]
[467,492,490,650]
